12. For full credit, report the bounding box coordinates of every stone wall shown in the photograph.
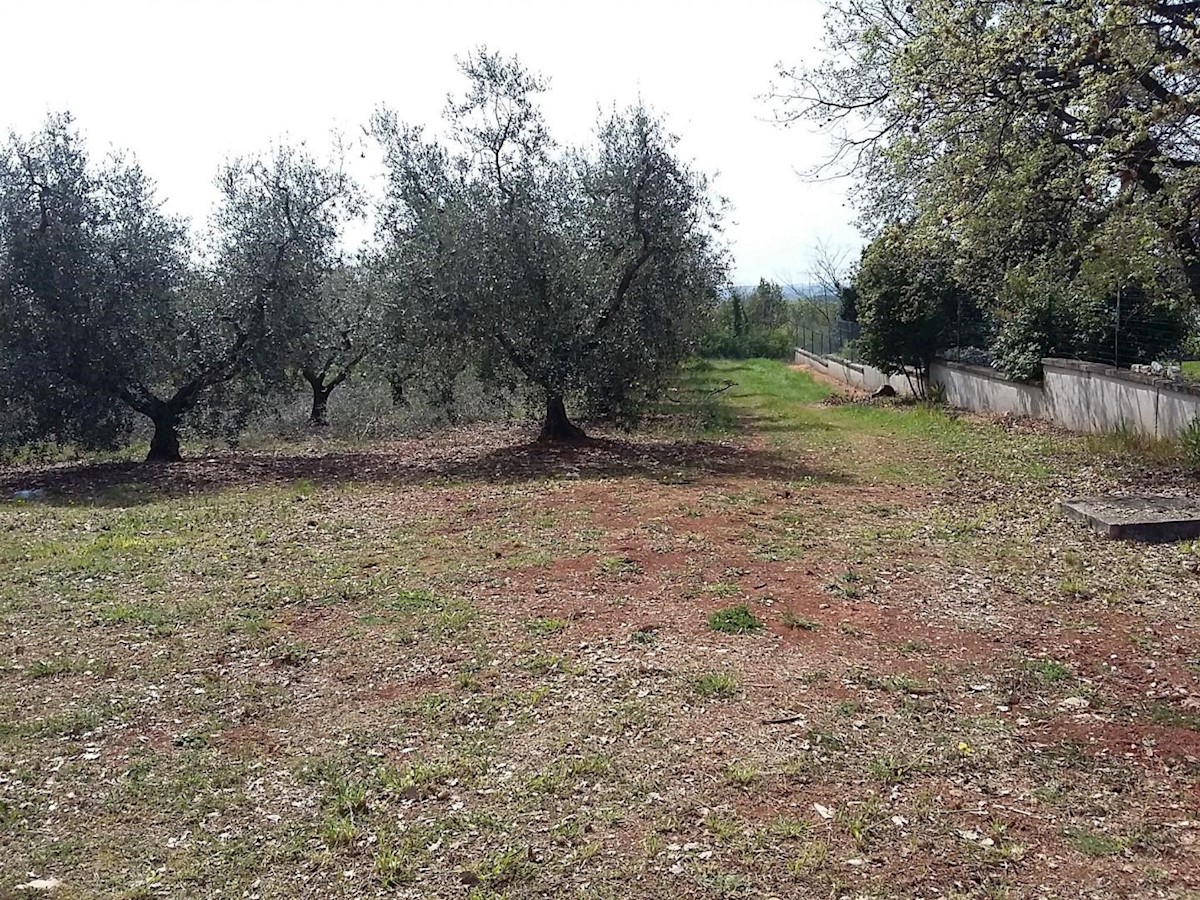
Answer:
[932,359,1046,420]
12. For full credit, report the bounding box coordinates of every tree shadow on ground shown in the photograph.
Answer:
[0,427,851,508]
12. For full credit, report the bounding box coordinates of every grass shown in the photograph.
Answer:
[1149,703,1200,731]
[768,816,811,839]
[630,626,659,646]
[707,604,763,635]
[838,795,885,849]
[1025,658,1074,683]
[868,754,924,785]
[527,617,569,636]
[320,815,357,847]
[780,610,820,631]
[693,672,740,699]
[0,358,1191,897]
[1065,827,1126,857]
[25,657,110,679]
[597,554,641,577]
[787,840,829,875]
[725,762,759,786]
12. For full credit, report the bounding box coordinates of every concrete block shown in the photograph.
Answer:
[1060,495,1200,543]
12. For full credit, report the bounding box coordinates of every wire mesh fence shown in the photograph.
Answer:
[940,287,1197,377]
[796,319,862,363]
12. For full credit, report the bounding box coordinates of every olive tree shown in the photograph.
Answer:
[374,50,727,441]
[0,114,190,458]
[293,260,382,427]
[0,115,356,461]
[203,141,360,441]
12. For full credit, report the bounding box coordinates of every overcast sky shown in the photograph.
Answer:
[0,0,861,284]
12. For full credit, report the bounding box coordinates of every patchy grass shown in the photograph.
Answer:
[780,610,820,631]
[1025,658,1074,683]
[707,604,764,635]
[527,617,569,636]
[694,672,741,699]
[1149,703,1200,731]
[1,359,1196,898]
[1065,827,1127,857]
[630,626,659,646]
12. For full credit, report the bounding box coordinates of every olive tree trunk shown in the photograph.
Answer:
[537,395,587,443]
[309,383,333,427]
[146,412,183,463]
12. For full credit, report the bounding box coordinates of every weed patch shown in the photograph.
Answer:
[694,672,740,699]
[708,604,763,635]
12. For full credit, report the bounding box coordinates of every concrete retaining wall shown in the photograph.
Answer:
[1042,358,1200,439]
[794,349,1200,438]
[793,347,913,395]
[931,360,1046,420]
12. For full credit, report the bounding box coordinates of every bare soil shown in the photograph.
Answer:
[2,360,1198,899]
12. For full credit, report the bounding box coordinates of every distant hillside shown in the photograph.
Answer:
[729,282,834,300]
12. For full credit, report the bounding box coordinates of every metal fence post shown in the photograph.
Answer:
[1114,282,1121,367]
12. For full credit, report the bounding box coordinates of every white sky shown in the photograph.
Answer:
[0,0,861,284]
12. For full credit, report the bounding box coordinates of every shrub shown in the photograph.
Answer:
[856,225,967,397]
[990,272,1191,380]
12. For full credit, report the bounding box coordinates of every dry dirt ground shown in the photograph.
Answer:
[1,359,1199,900]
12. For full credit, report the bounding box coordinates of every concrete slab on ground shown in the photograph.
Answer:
[1060,495,1200,543]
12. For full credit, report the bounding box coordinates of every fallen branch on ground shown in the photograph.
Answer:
[664,380,735,404]
[762,713,806,725]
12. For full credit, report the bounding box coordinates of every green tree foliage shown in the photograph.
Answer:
[855,225,962,396]
[0,115,356,461]
[773,0,1199,372]
[0,121,132,451]
[991,268,1191,379]
[838,284,858,324]
[745,278,787,331]
[700,281,796,359]
[730,289,748,339]
[0,114,189,457]
[201,142,359,443]
[292,260,381,427]
[373,50,727,441]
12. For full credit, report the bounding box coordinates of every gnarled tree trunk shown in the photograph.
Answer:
[309,383,333,428]
[146,412,182,463]
[538,395,587,444]
[304,362,364,428]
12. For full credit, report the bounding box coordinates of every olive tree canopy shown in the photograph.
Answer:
[0,116,356,460]
[374,50,728,441]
